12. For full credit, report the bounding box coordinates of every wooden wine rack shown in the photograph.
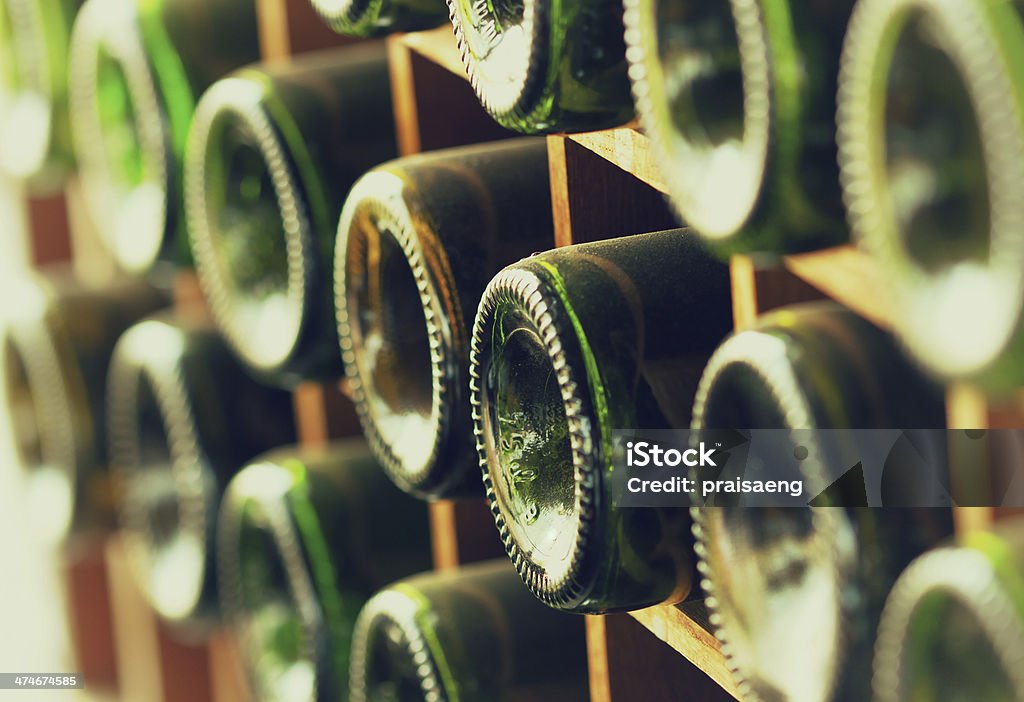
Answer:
[10,2,1023,701]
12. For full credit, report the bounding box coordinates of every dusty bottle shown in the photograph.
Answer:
[447,0,633,133]
[350,560,589,702]
[107,312,296,635]
[335,138,553,499]
[186,44,398,387]
[874,518,1024,702]
[469,229,733,612]
[309,0,448,36]
[217,440,432,702]
[837,0,1024,388]
[1,268,168,543]
[624,0,854,252]
[0,0,83,189]
[690,303,953,702]
[68,0,261,274]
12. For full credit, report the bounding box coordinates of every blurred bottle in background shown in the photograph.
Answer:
[107,311,296,638]
[68,0,262,275]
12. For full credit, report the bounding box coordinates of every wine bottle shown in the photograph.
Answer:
[447,0,633,133]
[469,229,732,612]
[874,520,1024,702]
[107,312,296,635]
[1,268,169,543]
[309,0,448,37]
[350,560,589,702]
[690,303,953,702]
[837,0,1024,388]
[0,0,82,189]
[217,440,432,702]
[335,138,553,499]
[186,44,398,388]
[623,0,854,252]
[68,0,261,274]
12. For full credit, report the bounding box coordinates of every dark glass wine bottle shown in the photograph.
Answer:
[217,440,432,702]
[68,0,261,274]
[107,311,296,635]
[690,303,953,702]
[874,519,1024,702]
[186,44,398,388]
[335,138,553,499]
[837,0,1024,388]
[309,0,448,37]
[350,559,589,702]
[0,268,169,543]
[624,0,854,252]
[0,0,82,189]
[447,0,633,133]
[469,229,733,612]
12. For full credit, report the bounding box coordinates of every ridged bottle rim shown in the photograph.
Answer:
[447,0,546,130]
[308,0,380,36]
[469,266,597,609]
[0,0,57,178]
[107,319,212,625]
[624,0,772,240]
[2,276,82,541]
[68,0,170,274]
[349,587,446,702]
[837,0,1024,380]
[873,545,1024,702]
[217,461,323,702]
[335,169,451,495]
[689,327,851,702]
[186,76,309,378]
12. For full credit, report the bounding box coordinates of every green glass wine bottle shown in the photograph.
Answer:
[837,0,1024,388]
[349,559,589,702]
[874,519,1024,702]
[447,0,633,133]
[187,45,398,388]
[624,0,854,253]
[335,138,553,499]
[68,0,261,274]
[0,0,82,189]
[107,312,296,635]
[469,229,732,613]
[309,0,448,37]
[0,268,169,543]
[690,302,953,702]
[217,440,432,702]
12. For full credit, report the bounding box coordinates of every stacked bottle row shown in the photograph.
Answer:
[1,1,1022,702]
[0,270,590,700]
[3,0,1020,387]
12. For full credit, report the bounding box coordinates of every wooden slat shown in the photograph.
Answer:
[607,613,737,701]
[25,192,72,266]
[399,25,466,78]
[387,30,511,157]
[292,381,360,446]
[585,616,612,702]
[568,127,668,194]
[428,499,505,570]
[547,135,677,248]
[208,630,251,702]
[61,540,119,693]
[104,537,214,702]
[628,604,740,699]
[256,0,351,61]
